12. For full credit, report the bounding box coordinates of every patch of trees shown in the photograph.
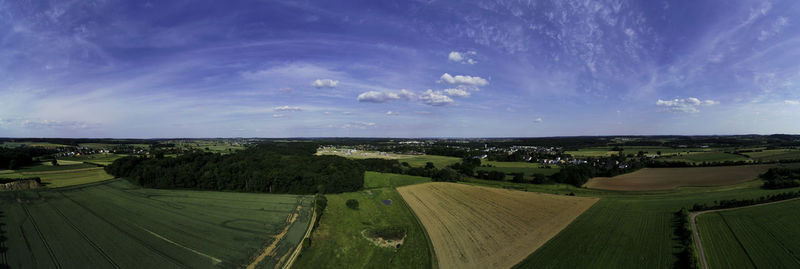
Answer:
[106,143,364,194]
[672,208,697,269]
[761,168,800,189]
[0,147,56,170]
[354,158,461,182]
[690,190,800,211]
[346,199,359,210]
[0,177,41,184]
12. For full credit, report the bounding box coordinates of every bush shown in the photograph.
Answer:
[346,199,359,210]
[302,237,311,248]
[365,226,406,240]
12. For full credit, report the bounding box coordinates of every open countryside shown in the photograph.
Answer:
[584,165,774,191]
[398,182,598,269]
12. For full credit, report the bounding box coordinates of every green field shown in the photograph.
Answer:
[697,199,800,269]
[364,171,431,189]
[507,178,800,268]
[17,163,99,172]
[743,149,800,161]
[0,179,312,268]
[293,187,433,269]
[61,154,129,166]
[26,167,115,188]
[658,152,750,163]
[476,161,561,178]
[0,142,71,148]
[398,155,461,169]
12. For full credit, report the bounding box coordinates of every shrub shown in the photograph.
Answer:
[346,199,359,210]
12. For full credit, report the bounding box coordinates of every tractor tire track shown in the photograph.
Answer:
[47,199,121,269]
[20,203,62,269]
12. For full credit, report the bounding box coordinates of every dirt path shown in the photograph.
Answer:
[246,199,303,269]
[689,197,800,269]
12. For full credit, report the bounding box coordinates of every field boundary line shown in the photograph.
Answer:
[690,197,800,269]
[395,187,438,269]
[281,197,316,269]
[139,226,222,265]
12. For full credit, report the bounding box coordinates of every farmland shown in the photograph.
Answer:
[1,162,114,188]
[514,181,800,269]
[316,147,460,168]
[397,182,598,269]
[61,153,129,166]
[0,179,312,268]
[584,165,773,191]
[697,198,800,269]
[476,160,560,178]
[658,152,750,163]
[364,171,431,189]
[293,187,433,269]
[742,148,800,161]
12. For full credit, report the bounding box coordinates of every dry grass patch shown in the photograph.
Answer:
[397,182,598,269]
[584,165,774,191]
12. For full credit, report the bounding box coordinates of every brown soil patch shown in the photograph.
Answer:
[584,165,774,191]
[246,200,302,269]
[397,182,598,269]
[361,230,405,248]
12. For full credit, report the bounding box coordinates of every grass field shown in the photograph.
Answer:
[293,187,433,269]
[742,149,800,161]
[398,182,598,269]
[26,167,115,188]
[584,165,773,191]
[658,152,750,163]
[697,199,800,269]
[0,179,312,269]
[61,154,129,166]
[513,180,800,269]
[317,148,461,168]
[0,142,71,148]
[364,171,431,189]
[476,161,561,178]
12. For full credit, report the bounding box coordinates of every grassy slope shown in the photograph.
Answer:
[0,179,311,269]
[293,188,433,269]
[502,179,800,268]
[398,155,461,168]
[476,161,561,178]
[659,152,749,163]
[743,149,800,161]
[697,199,800,269]
[364,171,431,189]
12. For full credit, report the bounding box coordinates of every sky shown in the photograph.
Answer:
[1,0,799,138]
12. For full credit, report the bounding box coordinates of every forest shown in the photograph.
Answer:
[0,147,56,169]
[105,143,364,194]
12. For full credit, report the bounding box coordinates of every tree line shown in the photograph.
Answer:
[106,143,364,194]
[760,167,800,189]
[690,190,800,211]
[353,158,461,182]
[0,147,56,170]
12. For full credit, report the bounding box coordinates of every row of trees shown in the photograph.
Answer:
[690,190,800,211]
[761,167,800,189]
[673,208,698,269]
[353,159,461,182]
[106,143,364,194]
[0,147,56,170]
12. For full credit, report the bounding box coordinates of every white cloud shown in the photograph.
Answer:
[273,105,302,112]
[342,121,376,129]
[656,97,719,113]
[311,79,339,88]
[439,73,488,87]
[785,100,800,105]
[419,90,454,106]
[272,114,286,118]
[448,51,477,64]
[386,111,399,116]
[356,89,415,103]
[534,118,543,123]
[443,88,471,97]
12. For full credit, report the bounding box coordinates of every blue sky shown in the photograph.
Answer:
[1,0,799,138]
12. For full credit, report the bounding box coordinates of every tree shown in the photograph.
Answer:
[532,173,548,184]
[512,173,525,183]
[425,162,435,170]
[346,199,359,210]
[51,159,59,166]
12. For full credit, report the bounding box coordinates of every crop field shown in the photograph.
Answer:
[397,182,598,269]
[317,148,461,168]
[658,152,750,163]
[293,187,433,269]
[476,161,560,178]
[515,182,800,269]
[742,149,800,161]
[62,154,129,166]
[697,199,800,269]
[364,171,431,189]
[0,142,71,148]
[0,179,312,269]
[25,167,115,188]
[584,165,773,191]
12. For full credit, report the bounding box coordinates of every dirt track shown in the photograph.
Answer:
[397,182,598,269]
[584,165,773,191]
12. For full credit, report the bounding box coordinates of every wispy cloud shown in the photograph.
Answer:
[656,97,719,113]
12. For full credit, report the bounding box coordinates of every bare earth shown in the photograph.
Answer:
[397,182,598,269]
[584,165,773,191]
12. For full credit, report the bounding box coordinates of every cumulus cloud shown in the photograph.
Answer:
[448,51,477,64]
[419,90,454,106]
[273,105,302,112]
[534,118,543,123]
[785,100,800,105]
[272,114,286,118]
[443,88,471,97]
[311,79,339,88]
[656,97,719,113]
[356,89,415,103]
[439,73,488,87]
[386,111,399,116]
